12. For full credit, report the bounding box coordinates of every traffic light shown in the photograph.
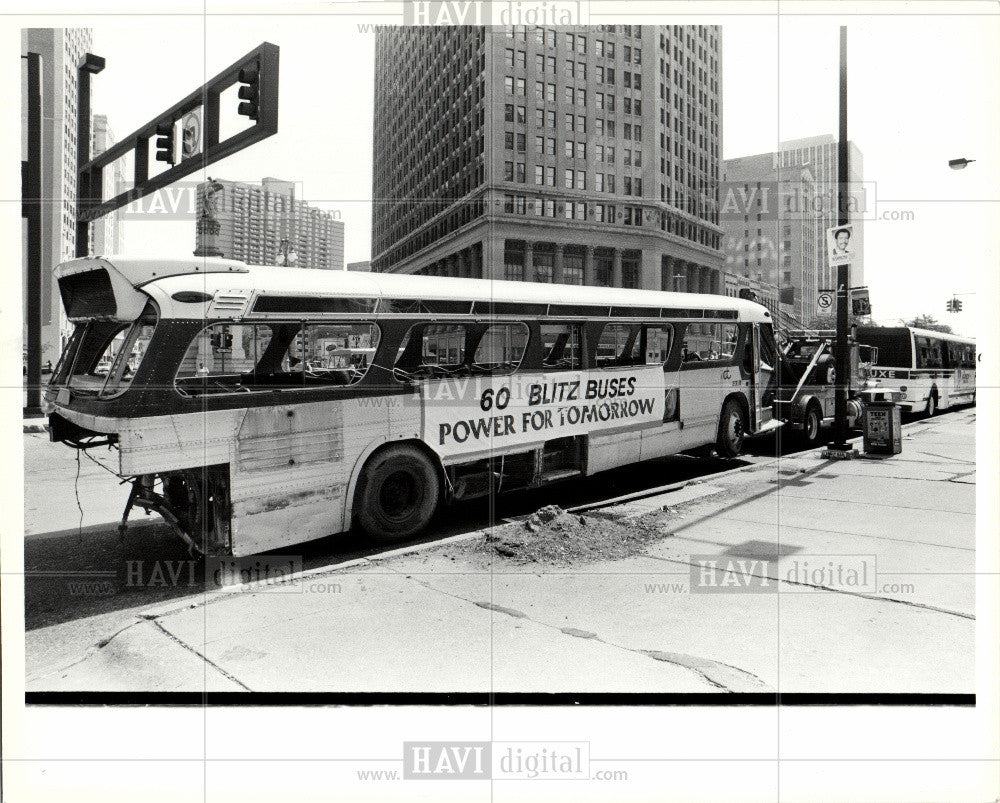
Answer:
[210,330,233,349]
[154,122,175,165]
[954,299,963,312]
[946,299,955,313]
[237,63,260,120]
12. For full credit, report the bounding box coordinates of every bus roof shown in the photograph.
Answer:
[57,256,772,323]
[906,326,975,345]
[857,324,975,346]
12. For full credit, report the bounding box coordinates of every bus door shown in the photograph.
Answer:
[751,323,779,433]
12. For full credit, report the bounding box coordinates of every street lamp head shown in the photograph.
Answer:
[80,53,105,74]
[948,158,975,170]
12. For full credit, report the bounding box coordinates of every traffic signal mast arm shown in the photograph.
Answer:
[76,42,278,224]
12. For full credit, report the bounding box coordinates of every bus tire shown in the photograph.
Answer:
[925,389,938,417]
[803,402,823,445]
[716,397,747,458]
[355,444,440,542]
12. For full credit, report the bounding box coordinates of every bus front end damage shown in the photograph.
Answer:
[119,466,232,556]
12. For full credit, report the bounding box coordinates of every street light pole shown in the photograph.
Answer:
[828,26,854,454]
[76,53,105,259]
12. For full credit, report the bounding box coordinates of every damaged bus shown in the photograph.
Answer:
[44,256,780,556]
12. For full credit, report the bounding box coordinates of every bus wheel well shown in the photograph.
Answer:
[349,438,446,516]
[926,385,939,416]
[716,394,750,458]
[723,392,751,424]
[352,439,446,541]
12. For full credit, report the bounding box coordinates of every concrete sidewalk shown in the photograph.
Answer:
[26,409,977,694]
[23,416,47,434]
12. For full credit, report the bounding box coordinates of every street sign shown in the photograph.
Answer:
[816,291,834,316]
[850,287,871,317]
[181,109,202,159]
[826,223,857,268]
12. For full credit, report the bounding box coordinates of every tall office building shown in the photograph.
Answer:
[372,25,724,293]
[778,135,865,293]
[21,27,93,365]
[194,177,345,270]
[721,135,864,324]
[721,152,818,323]
[90,114,126,257]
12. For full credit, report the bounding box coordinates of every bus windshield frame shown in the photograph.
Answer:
[52,306,158,398]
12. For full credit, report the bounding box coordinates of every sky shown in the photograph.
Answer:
[80,11,999,338]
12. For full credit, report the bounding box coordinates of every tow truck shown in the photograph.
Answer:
[772,330,878,445]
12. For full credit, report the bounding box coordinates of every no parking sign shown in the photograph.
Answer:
[816,291,834,317]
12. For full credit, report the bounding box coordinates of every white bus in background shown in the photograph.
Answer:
[44,256,780,556]
[855,326,976,415]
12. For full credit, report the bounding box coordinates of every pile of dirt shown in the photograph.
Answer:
[481,504,667,565]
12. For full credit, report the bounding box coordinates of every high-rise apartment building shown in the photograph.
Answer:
[21,27,93,365]
[194,177,345,270]
[372,25,724,293]
[90,114,126,257]
[721,136,864,323]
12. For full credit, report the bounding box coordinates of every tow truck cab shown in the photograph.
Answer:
[773,331,877,442]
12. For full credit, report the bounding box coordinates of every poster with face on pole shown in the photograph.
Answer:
[826,223,857,267]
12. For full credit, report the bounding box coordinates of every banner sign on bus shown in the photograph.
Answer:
[423,366,665,457]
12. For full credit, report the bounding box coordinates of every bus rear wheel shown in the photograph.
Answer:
[355,444,440,542]
[716,398,747,458]
[925,390,938,417]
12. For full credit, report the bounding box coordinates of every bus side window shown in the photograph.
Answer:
[596,323,641,368]
[421,324,466,370]
[720,324,739,360]
[394,323,468,379]
[681,322,723,362]
[176,323,275,394]
[304,323,380,383]
[472,323,529,374]
[642,324,672,365]
[541,323,582,370]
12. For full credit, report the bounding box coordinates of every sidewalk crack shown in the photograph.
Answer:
[150,620,253,691]
[389,566,757,692]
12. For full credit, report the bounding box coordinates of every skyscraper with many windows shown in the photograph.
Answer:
[194,178,345,270]
[90,114,126,257]
[778,135,865,293]
[372,25,724,293]
[721,135,864,324]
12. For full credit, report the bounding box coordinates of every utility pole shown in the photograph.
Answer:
[826,26,855,456]
[22,52,43,416]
